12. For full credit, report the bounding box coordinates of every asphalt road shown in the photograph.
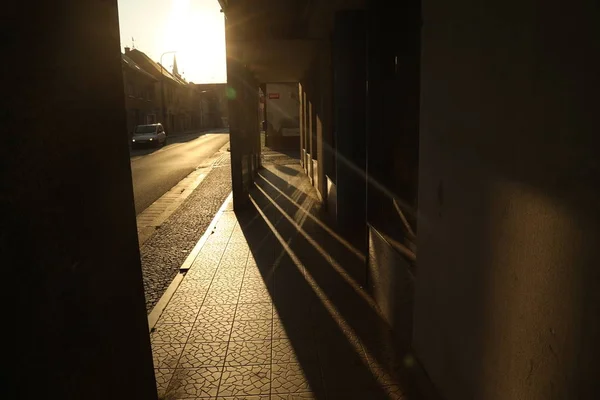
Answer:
[130,130,229,215]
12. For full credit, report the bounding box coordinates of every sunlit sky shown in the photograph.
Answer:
[118,0,227,83]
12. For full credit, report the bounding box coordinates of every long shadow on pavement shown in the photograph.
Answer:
[235,163,419,399]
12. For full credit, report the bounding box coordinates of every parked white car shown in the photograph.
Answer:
[131,124,167,147]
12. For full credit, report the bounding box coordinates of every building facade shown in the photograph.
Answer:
[121,52,159,134]
[125,48,193,134]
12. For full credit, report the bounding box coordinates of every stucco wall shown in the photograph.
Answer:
[414,0,599,399]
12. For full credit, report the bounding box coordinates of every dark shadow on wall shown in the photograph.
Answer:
[235,165,427,399]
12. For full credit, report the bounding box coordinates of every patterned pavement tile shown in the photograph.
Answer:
[191,253,224,268]
[197,304,237,323]
[178,341,229,368]
[272,319,313,339]
[188,320,233,343]
[270,393,318,400]
[168,290,207,308]
[321,363,377,392]
[210,278,243,291]
[241,278,271,291]
[235,303,273,321]
[219,259,249,271]
[218,365,271,396]
[152,343,185,369]
[271,363,321,394]
[204,289,241,305]
[238,289,272,304]
[230,319,273,341]
[212,276,245,288]
[225,340,271,366]
[228,233,249,244]
[159,304,201,324]
[186,265,218,281]
[326,385,405,400]
[216,397,269,400]
[150,323,193,344]
[271,339,318,364]
[154,368,174,397]
[166,367,222,398]
[220,250,250,267]
[178,277,213,292]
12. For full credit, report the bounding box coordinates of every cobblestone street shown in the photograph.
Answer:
[150,158,415,399]
[141,157,232,312]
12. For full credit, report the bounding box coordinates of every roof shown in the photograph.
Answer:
[122,54,158,82]
[127,49,188,86]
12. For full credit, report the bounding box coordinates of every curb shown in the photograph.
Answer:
[147,191,233,331]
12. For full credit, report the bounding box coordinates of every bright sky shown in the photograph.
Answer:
[118,0,227,83]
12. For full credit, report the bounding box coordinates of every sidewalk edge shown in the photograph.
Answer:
[147,191,233,331]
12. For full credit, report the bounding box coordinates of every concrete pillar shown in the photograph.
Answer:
[2,1,157,398]
[364,0,421,347]
[332,10,367,245]
[226,57,260,209]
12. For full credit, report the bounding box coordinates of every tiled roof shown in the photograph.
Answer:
[128,49,188,86]
[122,54,158,81]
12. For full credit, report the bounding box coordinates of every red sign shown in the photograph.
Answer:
[268,93,280,99]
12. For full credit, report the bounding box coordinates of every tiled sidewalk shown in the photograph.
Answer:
[150,162,413,400]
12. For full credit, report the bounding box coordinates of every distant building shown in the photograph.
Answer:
[192,83,228,128]
[121,50,159,134]
[125,48,192,134]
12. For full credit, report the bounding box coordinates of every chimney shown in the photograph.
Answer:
[124,47,131,54]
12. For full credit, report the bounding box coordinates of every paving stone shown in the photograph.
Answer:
[271,363,321,394]
[186,266,218,280]
[225,340,271,366]
[154,368,174,397]
[241,278,271,291]
[168,290,207,308]
[230,320,272,341]
[159,304,201,324]
[238,289,272,304]
[141,164,232,313]
[221,247,249,260]
[210,278,243,291]
[197,304,237,323]
[326,385,405,400]
[150,323,193,344]
[204,289,241,305]
[272,319,313,340]
[178,341,229,368]
[213,274,245,286]
[166,367,222,398]
[178,277,213,292]
[321,362,377,393]
[188,321,233,342]
[270,393,318,399]
[271,338,318,364]
[218,365,271,396]
[235,303,273,321]
[152,343,185,369]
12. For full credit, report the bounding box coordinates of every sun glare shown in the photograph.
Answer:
[160,0,226,83]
